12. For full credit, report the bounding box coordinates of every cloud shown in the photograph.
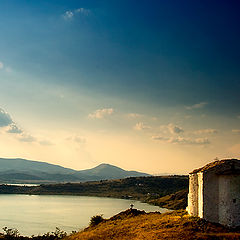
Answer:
[7,123,23,134]
[63,8,91,20]
[88,108,114,119]
[152,135,210,145]
[169,137,210,145]
[39,140,54,146]
[63,10,74,20]
[167,123,184,134]
[0,107,51,145]
[66,135,86,144]
[232,129,240,134]
[151,135,169,141]
[18,134,36,142]
[0,62,3,69]
[194,129,218,134]
[75,8,91,16]
[185,102,208,110]
[69,136,86,143]
[0,108,13,127]
[127,113,142,118]
[134,122,151,131]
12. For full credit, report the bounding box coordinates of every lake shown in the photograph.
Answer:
[0,194,168,236]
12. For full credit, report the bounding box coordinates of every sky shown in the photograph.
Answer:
[0,0,240,174]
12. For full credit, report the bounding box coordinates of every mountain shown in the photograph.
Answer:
[0,158,150,183]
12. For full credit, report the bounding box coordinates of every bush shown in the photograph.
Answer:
[2,227,20,239]
[90,215,104,227]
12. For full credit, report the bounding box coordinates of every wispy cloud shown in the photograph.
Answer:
[0,62,3,69]
[127,113,142,118]
[151,135,169,141]
[0,107,51,145]
[39,140,54,146]
[194,129,218,134]
[75,8,91,16]
[0,108,13,127]
[63,10,74,20]
[152,135,210,145]
[7,123,23,134]
[88,108,114,119]
[67,135,86,144]
[232,129,240,134]
[167,123,184,134]
[18,134,36,143]
[134,122,151,131]
[185,102,208,110]
[63,8,91,20]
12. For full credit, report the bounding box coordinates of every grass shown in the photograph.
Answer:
[149,189,188,210]
[65,209,240,240]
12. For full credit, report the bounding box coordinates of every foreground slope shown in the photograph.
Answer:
[66,209,240,240]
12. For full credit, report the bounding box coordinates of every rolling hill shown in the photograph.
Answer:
[0,158,150,183]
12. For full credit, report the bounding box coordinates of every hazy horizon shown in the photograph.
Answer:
[0,0,239,174]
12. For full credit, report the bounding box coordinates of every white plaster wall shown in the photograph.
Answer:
[219,175,240,227]
[187,173,199,216]
[197,172,204,218]
[202,171,219,223]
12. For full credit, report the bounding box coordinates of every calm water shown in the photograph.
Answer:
[0,194,168,236]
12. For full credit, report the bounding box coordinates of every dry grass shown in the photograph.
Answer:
[65,209,240,240]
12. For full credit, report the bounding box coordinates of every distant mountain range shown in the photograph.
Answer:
[0,158,150,183]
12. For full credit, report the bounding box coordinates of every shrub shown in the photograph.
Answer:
[90,215,104,227]
[2,227,20,239]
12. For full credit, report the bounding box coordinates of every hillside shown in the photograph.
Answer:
[149,189,188,210]
[0,158,150,183]
[65,209,240,240]
[0,176,188,208]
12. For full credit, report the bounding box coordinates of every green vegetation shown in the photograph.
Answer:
[0,227,66,240]
[0,176,188,209]
[89,215,104,227]
[149,189,188,210]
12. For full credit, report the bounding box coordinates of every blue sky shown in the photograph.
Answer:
[0,0,239,173]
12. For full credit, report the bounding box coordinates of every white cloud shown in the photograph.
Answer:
[88,108,114,119]
[63,8,91,20]
[0,108,13,127]
[151,135,169,141]
[67,135,86,144]
[232,129,240,134]
[169,137,210,145]
[0,107,52,146]
[127,113,142,118]
[7,123,23,134]
[194,129,218,134]
[185,102,208,110]
[39,140,54,146]
[18,134,36,142]
[134,122,151,131]
[63,10,74,20]
[0,62,3,69]
[167,123,184,134]
[75,8,91,16]
[152,135,210,145]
